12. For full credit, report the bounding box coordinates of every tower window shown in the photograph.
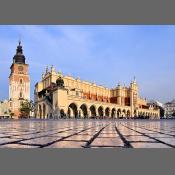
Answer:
[20,92,23,98]
[20,79,23,84]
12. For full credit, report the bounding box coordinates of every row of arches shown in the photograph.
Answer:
[138,111,159,119]
[66,103,131,119]
[38,103,53,119]
[37,102,159,119]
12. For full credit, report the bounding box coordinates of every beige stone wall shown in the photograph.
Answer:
[53,88,68,112]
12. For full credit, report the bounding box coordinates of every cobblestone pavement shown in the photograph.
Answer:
[0,119,175,148]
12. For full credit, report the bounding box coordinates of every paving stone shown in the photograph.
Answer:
[10,135,39,139]
[100,131,117,134]
[64,135,92,141]
[0,138,20,145]
[155,138,175,145]
[90,146,123,148]
[122,134,143,137]
[146,133,173,138]
[131,142,172,148]
[50,133,74,137]
[77,133,92,136]
[91,138,124,147]
[46,141,85,148]
[98,133,118,137]
[134,129,160,134]
[80,131,99,135]
[0,144,39,148]
[117,129,139,135]
[154,130,173,134]
[20,136,61,145]
[0,133,11,137]
[125,136,155,142]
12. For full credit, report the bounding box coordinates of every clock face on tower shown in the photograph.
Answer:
[18,66,23,71]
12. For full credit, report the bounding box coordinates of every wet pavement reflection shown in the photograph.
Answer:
[0,119,175,148]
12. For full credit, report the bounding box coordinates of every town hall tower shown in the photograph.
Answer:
[9,41,30,118]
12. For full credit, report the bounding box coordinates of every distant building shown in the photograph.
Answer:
[148,100,165,118]
[9,41,30,118]
[164,99,175,117]
[34,66,160,119]
[0,100,10,118]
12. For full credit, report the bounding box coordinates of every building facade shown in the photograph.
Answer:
[148,100,165,118]
[9,41,30,118]
[164,99,175,117]
[0,100,10,118]
[34,66,159,119]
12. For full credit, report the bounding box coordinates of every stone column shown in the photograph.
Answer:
[114,111,117,119]
[87,109,91,118]
[78,109,82,118]
[70,108,74,118]
[109,110,112,118]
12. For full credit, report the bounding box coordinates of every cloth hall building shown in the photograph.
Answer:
[34,66,159,119]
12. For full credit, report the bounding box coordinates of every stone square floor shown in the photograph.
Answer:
[0,119,175,148]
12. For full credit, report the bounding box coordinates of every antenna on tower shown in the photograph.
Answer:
[18,33,22,45]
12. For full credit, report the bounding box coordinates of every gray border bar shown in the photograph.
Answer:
[0,0,175,24]
[0,149,175,174]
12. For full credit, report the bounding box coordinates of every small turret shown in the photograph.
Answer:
[130,76,138,89]
[51,65,56,73]
[45,65,48,74]
[42,72,45,79]
[117,82,122,89]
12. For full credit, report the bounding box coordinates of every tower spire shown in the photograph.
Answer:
[13,40,25,64]
[16,40,23,54]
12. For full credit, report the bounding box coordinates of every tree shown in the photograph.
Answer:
[172,112,175,117]
[8,110,14,119]
[10,113,15,119]
[19,100,34,118]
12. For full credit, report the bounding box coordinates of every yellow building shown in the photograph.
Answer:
[34,66,159,119]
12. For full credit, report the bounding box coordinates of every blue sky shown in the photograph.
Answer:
[0,25,175,103]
